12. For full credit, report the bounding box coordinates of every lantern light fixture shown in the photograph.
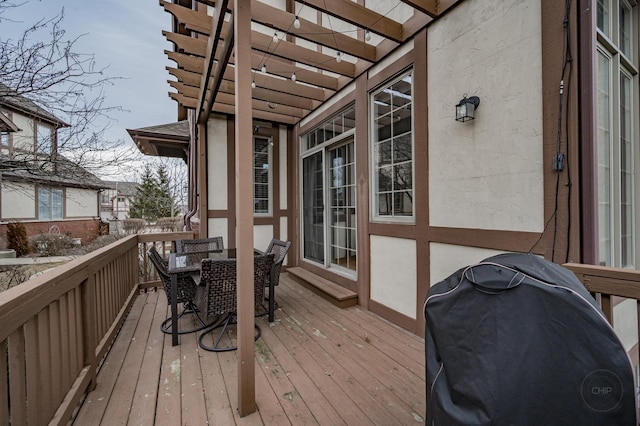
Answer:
[455,95,480,122]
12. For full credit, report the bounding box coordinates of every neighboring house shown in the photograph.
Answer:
[100,181,140,221]
[131,0,639,361]
[0,83,105,243]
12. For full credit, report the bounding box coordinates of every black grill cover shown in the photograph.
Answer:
[424,253,637,425]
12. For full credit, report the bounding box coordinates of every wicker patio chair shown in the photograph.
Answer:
[195,253,274,352]
[175,236,224,253]
[147,246,209,334]
[257,239,291,321]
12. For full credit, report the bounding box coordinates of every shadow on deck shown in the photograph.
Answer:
[74,273,426,425]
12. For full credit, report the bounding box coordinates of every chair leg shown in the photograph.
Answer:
[161,302,211,335]
[198,313,262,352]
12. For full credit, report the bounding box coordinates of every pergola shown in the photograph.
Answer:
[159,0,457,416]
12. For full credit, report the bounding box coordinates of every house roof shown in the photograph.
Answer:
[0,83,69,127]
[103,181,140,196]
[1,154,107,190]
[127,120,189,161]
[160,0,460,126]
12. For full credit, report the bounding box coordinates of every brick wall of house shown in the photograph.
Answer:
[0,219,102,247]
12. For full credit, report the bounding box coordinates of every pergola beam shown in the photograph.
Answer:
[251,1,377,62]
[196,0,229,124]
[399,0,439,18]
[296,0,404,42]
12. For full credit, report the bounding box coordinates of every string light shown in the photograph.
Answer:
[291,72,296,82]
[273,31,279,43]
[251,80,256,89]
[336,51,342,63]
[294,16,301,29]
[261,64,267,73]
[365,30,371,41]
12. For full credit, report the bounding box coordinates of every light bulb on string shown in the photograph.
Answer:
[273,31,279,43]
[291,72,296,82]
[294,16,300,29]
[261,64,267,73]
[365,30,371,41]
[336,51,342,63]
[251,80,256,89]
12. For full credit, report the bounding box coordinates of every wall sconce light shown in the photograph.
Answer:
[455,95,480,122]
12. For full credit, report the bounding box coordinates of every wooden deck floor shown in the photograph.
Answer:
[74,273,426,425]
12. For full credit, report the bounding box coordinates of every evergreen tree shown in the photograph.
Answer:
[129,163,177,221]
[155,164,175,218]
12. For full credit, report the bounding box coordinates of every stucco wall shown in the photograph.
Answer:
[370,235,417,319]
[10,113,35,151]
[1,181,36,219]
[207,116,228,210]
[208,218,228,244]
[66,187,98,218]
[427,0,544,232]
[429,243,506,286]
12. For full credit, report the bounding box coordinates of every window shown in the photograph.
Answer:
[101,194,110,204]
[0,110,11,155]
[371,71,414,220]
[36,123,52,154]
[38,187,63,220]
[253,136,272,215]
[597,0,638,267]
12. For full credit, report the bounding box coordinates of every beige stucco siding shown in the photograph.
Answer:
[428,0,544,232]
[429,243,506,287]
[1,182,36,219]
[370,235,417,319]
[207,116,228,211]
[11,114,35,151]
[66,188,98,218]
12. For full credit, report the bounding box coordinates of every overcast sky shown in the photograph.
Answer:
[3,0,178,179]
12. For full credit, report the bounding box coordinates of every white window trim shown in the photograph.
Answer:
[369,69,415,224]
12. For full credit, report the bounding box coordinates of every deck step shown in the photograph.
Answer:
[286,267,358,309]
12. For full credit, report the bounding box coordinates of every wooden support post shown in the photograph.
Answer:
[234,0,256,417]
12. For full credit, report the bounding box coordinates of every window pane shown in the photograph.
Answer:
[253,137,271,214]
[597,0,610,36]
[597,51,612,266]
[52,189,63,219]
[39,187,51,220]
[620,2,632,58]
[620,71,633,267]
[37,124,52,154]
[371,71,413,219]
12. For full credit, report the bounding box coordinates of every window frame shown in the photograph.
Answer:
[369,69,415,223]
[596,0,639,268]
[38,186,64,220]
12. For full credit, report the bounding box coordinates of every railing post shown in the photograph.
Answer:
[81,269,98,391]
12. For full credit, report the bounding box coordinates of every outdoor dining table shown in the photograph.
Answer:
[167,248,264,346]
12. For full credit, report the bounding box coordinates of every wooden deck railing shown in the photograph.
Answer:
[0,231,193,426]
[564,263,640,369]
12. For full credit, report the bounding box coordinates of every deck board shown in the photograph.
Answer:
[74,273,426,425]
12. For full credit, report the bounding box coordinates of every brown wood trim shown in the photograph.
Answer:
[355,73,370,309]
[540,0,582,264]
[207,210,228,218]
[297,91,356,135]
[297,261,358,294]
[578,0,598,264]
[254,217,276,226]
[198,121,208,237]
[366,48,415,92]
[428,226,543,254]
[288,125,299,267]
[369,222,417,239]
[413,28,429,339]
[369,300,419,336]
